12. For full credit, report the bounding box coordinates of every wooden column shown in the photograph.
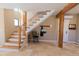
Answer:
[23,11,27,33]
[18,12,21,48]
[58,14,64,48]
[18,26,21,48]
[23,11,27,48]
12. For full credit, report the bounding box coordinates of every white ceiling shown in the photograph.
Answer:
[0,3,67,15]
[66,4,79,14]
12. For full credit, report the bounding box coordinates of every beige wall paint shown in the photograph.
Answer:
[33,15,58,43]
[27,11,37,20]
[4,9,17,40]
[41,16,58,41]
[38,14,79,44]
[68,15,77,43]
[68,14,79,43]
[33,14,78,44]
[63,15,78,43]
[0,8,5,45]
[76,14,79,43]
[0,8,21,45]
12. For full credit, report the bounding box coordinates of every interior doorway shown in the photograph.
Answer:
[63,19,70,43]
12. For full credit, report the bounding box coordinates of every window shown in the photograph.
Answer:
[14,19,19,27]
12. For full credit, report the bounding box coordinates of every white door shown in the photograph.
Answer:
[63,19,70,42]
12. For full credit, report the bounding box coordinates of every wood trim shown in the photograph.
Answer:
[56,3,78,18]
[58,14,64,48]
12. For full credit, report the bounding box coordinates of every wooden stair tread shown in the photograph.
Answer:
[8,39,24,42]
[11,33,24,35]
[5,43,18,46]
[7,40,23,43]
[10,37,25,39]
[11,35,25,37]
[0,45,19,49]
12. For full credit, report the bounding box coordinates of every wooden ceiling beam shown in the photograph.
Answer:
[56,3,78,18]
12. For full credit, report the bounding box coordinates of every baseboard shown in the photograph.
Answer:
[64,41,79,44]
[39,39,57,46]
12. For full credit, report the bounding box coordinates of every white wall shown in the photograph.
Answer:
[0,8,5,45]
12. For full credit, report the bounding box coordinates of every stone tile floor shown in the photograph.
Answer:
[0,42,79,56]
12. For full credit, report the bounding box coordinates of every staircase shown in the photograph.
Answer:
[27,10,54,33]
[0,31,25,49]
[0,10,54,51]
